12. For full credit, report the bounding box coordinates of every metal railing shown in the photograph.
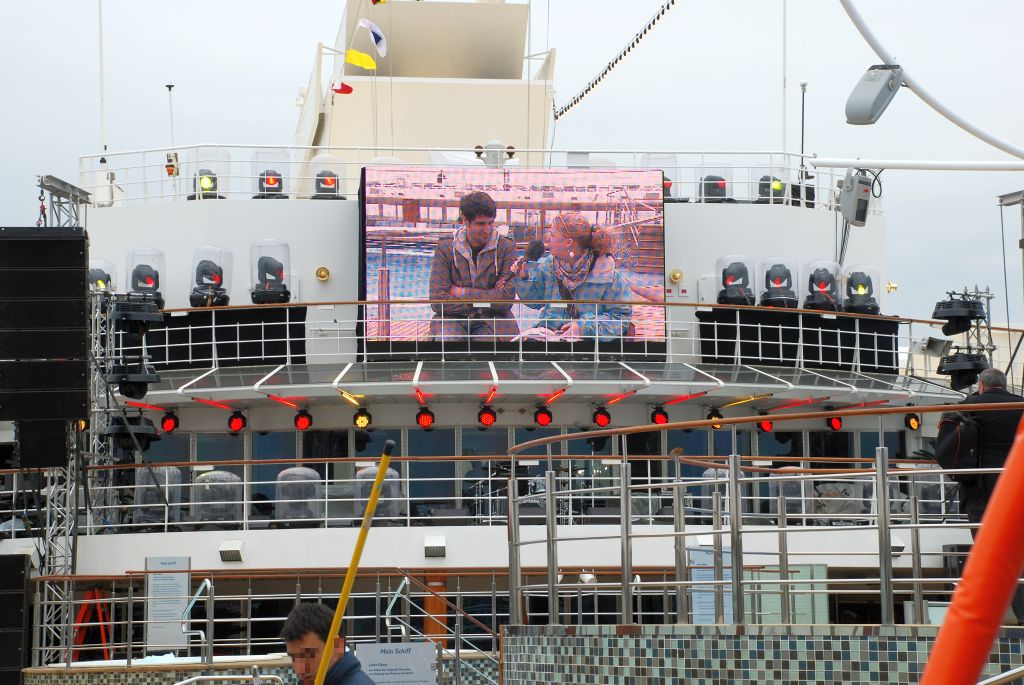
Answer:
[182,578,215,664]
[79,146,849,209]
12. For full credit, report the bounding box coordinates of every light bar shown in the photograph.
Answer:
[607,390,637,406]
[415,388,427,405]
[193,397,234,411]
[721,393,773,409]
[664,391,709,406]
[126,401,165,411]
[339,390,362,408]
[769,396,831,413]
[268,394,300,409]
[544,388,567,404]
[484,386,498,405]
[844,399,889,409]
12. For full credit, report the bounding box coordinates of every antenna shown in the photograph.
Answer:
[165,84,176,147]
[97,0,107,158]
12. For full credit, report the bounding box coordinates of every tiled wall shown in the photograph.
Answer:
[503,624,1024,684]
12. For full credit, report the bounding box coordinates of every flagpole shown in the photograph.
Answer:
[97,0,108,156]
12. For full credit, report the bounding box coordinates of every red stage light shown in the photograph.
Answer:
[534,406,553,427]
[416,407,435,430]
[651,407,669,425]
[716,179,726,189]
[160,412,179,433]
[593,407,611,428]
[323,176,336,187]
[228,411,247,433]
[827,416,843,431]
[294,410,313,431]
[478,406,497,427]
[757,417,774,433]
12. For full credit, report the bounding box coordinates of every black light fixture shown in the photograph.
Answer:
[129,264,165,310]
[756,412,774,433]
[533,406,553,427]
[756,176,786,204]
[843,271,880,315]
[904,413,921,431]
[254,169,287,199]
[416,406,435,430]
[353,408,372,429]
[477,406,497,428]
[89,268,113,291]
[826,415,843,432]
[228,411,247,433]
[110,293,164,337]
[189,169,223,200]
[650,407,669,425]
[761,264,797,308]
[107,357,160,400]
[932,297,987,337]
[160,411,179,433]
[718,262,755,305]
[251,255,291,304]
[701,175,728,203]
[294,409,313,431]
[190,260,230,307]
[937,352,989,391]
[102,414,160,452]
[804,267,839,311]
[312,170,344,200]
[707,409,723,430]
[592,406,611,428]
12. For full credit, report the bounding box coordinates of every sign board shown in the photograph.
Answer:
[355,642,437,685]
[688,547,732,624]
[145,556,190,651]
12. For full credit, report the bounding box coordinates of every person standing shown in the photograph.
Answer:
[281,603,375,685]
[960,368,1024,622]
[427,191,519,342]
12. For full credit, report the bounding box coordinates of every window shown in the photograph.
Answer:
[252,432,298,511]
[408,428,456,516]
[667,430,710,479]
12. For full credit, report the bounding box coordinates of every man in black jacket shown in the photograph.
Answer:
[282,603,375,685]
[961,368,1024,621]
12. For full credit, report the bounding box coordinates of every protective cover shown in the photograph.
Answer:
[751,166,788,205]
[697,162,732,203]
[126,247,166,308]
[842,264,880,315]
[641,153,680,199]
[803,259,842,311]
[355,465,402,521]
[189,245,233,307]
[192,470,243,525]
[759,256,798,308]
[89,259,117,292]
[134,466,184,525]
[274,466,325,525]
[252,149,291,199]
[250,239,291,304]
[310,153,345,199]
[186,147,230,200]
[716,254,756,305]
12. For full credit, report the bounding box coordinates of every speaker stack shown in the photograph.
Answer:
[0,555,31,684]
[0,226,88,469]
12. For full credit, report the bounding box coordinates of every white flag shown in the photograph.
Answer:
[358,18,387,58]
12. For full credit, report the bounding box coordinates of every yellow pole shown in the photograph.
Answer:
[313,439,395,685]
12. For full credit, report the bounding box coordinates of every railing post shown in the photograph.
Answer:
[619,461,633,624]
[727,441,745,625]
[875,446,894,625]
[712,492,725,624]
[126,581,134,666]
[205,580,215,664]
[777,493,792,625]
[910,493,925,624]
[506,477,522,625]
[673,482,689,623]
[490,573,498,654]
[454,581,462,685]
[544,470,559,625]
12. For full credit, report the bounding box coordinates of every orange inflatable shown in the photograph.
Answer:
[921,416,1024,684]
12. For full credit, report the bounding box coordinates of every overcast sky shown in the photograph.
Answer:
[1,0,1022,323]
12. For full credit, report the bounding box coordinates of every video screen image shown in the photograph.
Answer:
[363,166,665,344]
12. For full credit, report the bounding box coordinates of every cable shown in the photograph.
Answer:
[855,167,884,199]
[554,0,679,121]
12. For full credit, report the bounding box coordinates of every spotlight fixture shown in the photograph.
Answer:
[107,357,160,400]
[845,64,904,125]
[294,410,313,431]
[102,414,160,452]
[228,411,247,433]
[533,406,553,427]
[478,406,497,428]
[707,409,723,430]
[160,411,179,433]
[937,352,989,391]
[650,407,669,425]
[353,408,372,429]
[416,407,435,430]
[756,413,773,433]
[932,297,987,337]
[826,415,843,432]
[904,413,921,431]
[592,406,611,428]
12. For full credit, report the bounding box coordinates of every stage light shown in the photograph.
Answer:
[478,405,497,428]
[904,413,921,431]
[160,411,179,433]
[533,406,553,427]
[717,260,755,306]
[937,352,989,391]
[107,357,160,400]
[826,416,843,432]
[593,406,611,428]
[294,410,313,431]
[651,407,669,425]
[843,271,879,315]
[228,411,247,433]
[191,169,222,200]
[416,407,435,430]
[102,414,160,452]
[932,297,987,337]
[313,170,343,200]
[757,416,774,433]
[255,169,286,199]
[707,409,723,430]
[353,408,372,429]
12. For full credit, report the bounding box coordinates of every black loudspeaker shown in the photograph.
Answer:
[0,227,88,426]
[15,421,68,469]
[0,554,31,678]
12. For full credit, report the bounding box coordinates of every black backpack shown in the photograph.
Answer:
[933,411,982,483]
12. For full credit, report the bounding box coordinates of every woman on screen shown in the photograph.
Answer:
[513,212,632,341]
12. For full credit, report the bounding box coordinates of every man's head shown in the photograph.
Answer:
[281,603,345,684]
[978,368,1008,394]
[459,191,497,249]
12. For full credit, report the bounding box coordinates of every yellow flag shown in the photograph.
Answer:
[345,49,377,71]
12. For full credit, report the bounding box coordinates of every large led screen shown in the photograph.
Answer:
[362,166,665,350]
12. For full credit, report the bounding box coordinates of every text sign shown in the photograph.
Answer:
[145,556,190,651]
[355,642,437,685]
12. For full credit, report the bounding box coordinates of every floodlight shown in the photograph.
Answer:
[845,65,903,125]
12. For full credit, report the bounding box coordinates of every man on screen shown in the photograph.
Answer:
[428,191,519,342]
